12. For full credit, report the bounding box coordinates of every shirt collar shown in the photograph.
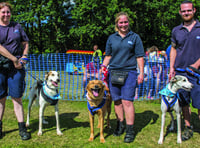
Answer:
[180,19,200,29]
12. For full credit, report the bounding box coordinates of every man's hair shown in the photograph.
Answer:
[180,0,194,9]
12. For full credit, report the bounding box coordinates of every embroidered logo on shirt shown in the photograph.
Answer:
[196,36,200,39]
[14,29,20,34]
[128,41,133,45]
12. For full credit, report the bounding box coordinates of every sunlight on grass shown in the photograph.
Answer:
[0,99,200,148]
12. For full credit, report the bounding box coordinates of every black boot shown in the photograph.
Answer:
[124,124,135,143]
[18,122,31,140]
[0,121,2,139]
[113,120,125,136]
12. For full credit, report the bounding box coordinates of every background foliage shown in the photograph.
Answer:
[4,0,200,53]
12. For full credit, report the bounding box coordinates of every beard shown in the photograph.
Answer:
[181,14,194,22]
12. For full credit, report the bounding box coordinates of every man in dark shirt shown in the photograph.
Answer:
[170,0,200,141]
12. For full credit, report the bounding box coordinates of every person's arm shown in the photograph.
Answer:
[137,56,144,84]
[0,44,22,69]
[22,41,29,57]
[169,44,176,78]
[190,58,200,69]
[20,41,29,65]
[102,56,111,67]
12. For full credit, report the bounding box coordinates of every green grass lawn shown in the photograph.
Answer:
[0,99,200,148]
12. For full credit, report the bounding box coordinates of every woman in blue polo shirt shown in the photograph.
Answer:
[0,2,30,140]
[102,12,145,143]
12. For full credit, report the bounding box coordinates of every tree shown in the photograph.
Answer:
[69,0,200,51]
[10,0,73,53]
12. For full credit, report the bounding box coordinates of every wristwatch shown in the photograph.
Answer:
[23,54,28,57]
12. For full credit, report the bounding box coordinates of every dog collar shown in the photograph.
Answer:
[159,85,180,112]
[86,92,107,116]
[43,81,58,90]
[42,85,61,100]
[159,85,175,97]
[87,99,106,116]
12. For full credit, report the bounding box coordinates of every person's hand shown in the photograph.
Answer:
[190,63,199,70]
[19,56,29,66]
[137,73,144,84]
[13,59,23,69]
[169,67,175,80]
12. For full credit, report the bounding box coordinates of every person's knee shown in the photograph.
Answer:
[122,100,133,107]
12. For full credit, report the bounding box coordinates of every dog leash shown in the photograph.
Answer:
[101,65,109,88]
[176,66,200,84]
[21,58,41,81]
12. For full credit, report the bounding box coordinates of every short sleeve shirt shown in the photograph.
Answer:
[171,20,200,69]
[105,31,144,71]
[0,21,29,57]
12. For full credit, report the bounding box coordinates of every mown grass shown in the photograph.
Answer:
[0,99,200,148]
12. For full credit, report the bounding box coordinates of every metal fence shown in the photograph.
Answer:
[23,53,169,101]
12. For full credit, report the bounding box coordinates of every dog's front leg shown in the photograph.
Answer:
[174,102,182,144]
[158,112,166,144]
[55,104,63,136]
[26,99,33,127]
[38,104,46,136]
[99,114,105,143]
[88,112,94,142]
[176,112,182,143]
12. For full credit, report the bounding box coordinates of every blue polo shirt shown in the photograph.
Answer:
[0,21,29,58]
[105,31,145,71]
[171,20,200,69]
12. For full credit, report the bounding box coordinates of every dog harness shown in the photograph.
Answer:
[159,85,180,112]
[40,82,61,105]
[87,92,107,116]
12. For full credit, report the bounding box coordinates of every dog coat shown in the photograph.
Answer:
[40,82,61,105]
[87,91,107,116]
[159,85,180,112]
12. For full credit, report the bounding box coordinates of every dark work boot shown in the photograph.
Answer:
[0,121,2,139]
[182,126,193,141]
[113,120,125,136]
[18,122,31,140]
[124,124,135,143]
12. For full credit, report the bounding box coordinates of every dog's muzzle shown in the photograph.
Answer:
[91,85,101,97]
[51,79,60,87]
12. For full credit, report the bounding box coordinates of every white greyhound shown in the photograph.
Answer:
[26,71,63,136]
[158,75,193,144]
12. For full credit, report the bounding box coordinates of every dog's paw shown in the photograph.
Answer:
[88,137,94,142]
[38,131,43,136]
[177,139,182,144]
[100,138,105,143]
[26,122,29,127]
[158,139,163,144]
[57,131,63,136]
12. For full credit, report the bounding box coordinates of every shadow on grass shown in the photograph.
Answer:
[162,111,200,139]
[28,112,89,134]
[103,110,159,139]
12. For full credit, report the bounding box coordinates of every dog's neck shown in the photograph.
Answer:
[44,81,58,91]
[167,82,179,94]
[86,92,106,107]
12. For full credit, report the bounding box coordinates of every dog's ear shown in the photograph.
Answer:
[86,81,91,92]
[170,76,177,83]
[45,72,50,80]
